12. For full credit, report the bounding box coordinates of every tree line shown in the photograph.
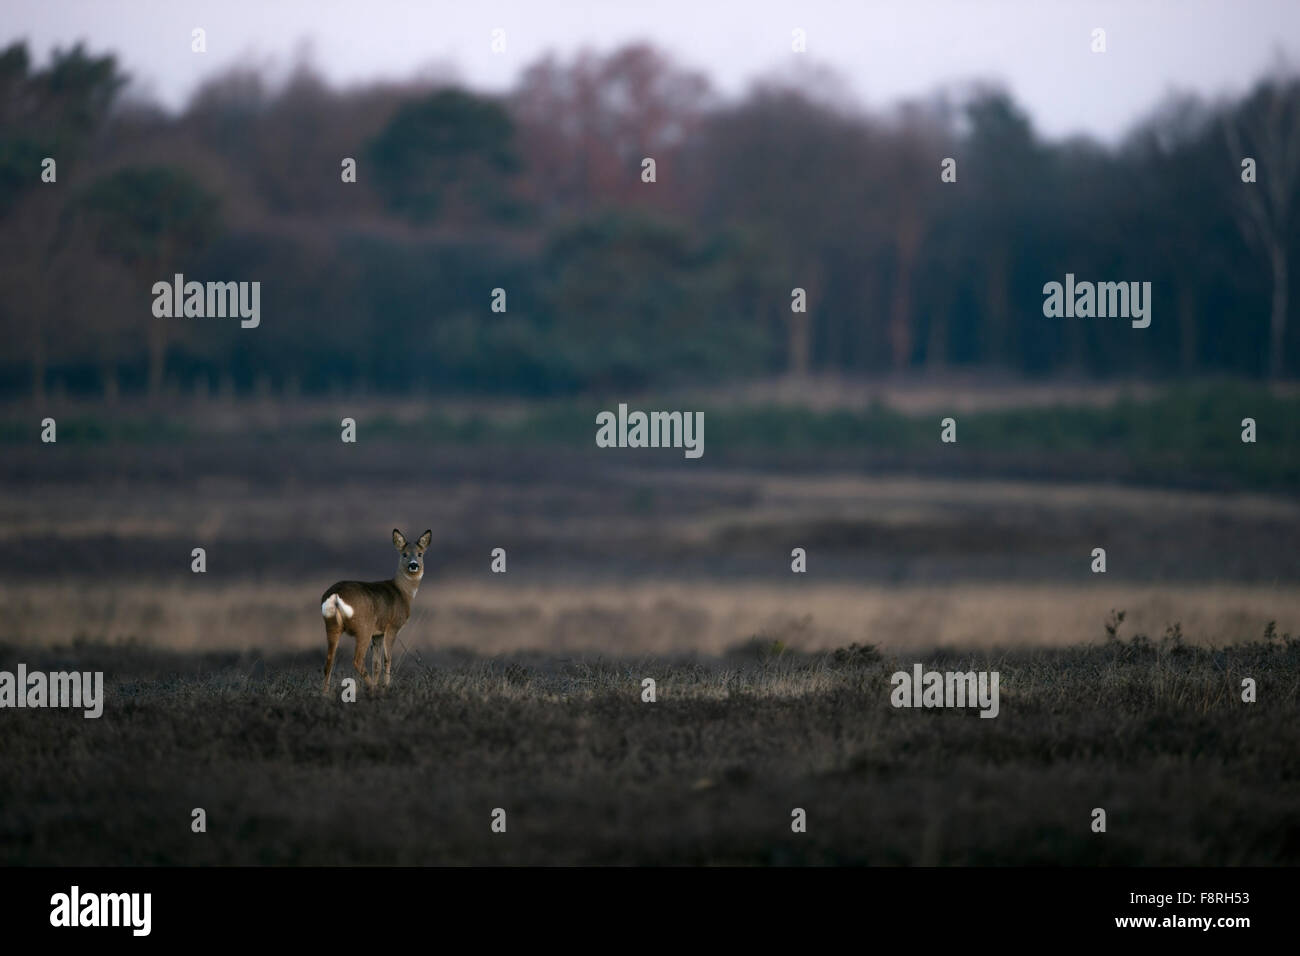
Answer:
[1,40,1297,401]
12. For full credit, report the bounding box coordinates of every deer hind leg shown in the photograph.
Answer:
[352,631,376,689]
[322,621,342,696]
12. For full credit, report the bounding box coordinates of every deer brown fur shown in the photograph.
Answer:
[320,528,430,695]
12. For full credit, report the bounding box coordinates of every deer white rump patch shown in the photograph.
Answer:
[322,594,354,620]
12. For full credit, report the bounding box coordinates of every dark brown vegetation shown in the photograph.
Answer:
[2,626,1297,865]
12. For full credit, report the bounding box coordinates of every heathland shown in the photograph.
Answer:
[2,628,1296,865]
[1,382,1297,864]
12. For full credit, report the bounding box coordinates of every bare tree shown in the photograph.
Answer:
[1222,58,1300,379]
[880,101,946,371]
[511,44,713,213]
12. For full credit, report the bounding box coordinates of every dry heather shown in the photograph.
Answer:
[2,625,1297,866]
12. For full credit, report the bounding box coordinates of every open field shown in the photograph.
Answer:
[2,385,1295,865]
[2,632,1297,866]
[4,452,1298,654]
[3,581,1299,655]
[5,451,1299,588]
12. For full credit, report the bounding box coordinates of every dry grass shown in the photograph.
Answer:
[5,579,1298,655]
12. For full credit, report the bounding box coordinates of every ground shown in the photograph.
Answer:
[2,632,1296,865]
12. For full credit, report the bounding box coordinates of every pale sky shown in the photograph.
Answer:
[7,0,1297,142]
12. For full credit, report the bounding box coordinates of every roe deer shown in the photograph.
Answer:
[320,528,430,695]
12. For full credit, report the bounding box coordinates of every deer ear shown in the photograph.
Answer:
[416,530,432,550]
[392,529,407,550]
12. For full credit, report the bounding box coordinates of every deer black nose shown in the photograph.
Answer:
[408,562,420,572]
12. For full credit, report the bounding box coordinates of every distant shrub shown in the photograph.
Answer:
[830,642,882,668]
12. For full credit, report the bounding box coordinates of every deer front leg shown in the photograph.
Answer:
[370,635,389,692]
[382,630,396,688]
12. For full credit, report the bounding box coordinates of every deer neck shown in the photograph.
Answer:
[394,572,421,604]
